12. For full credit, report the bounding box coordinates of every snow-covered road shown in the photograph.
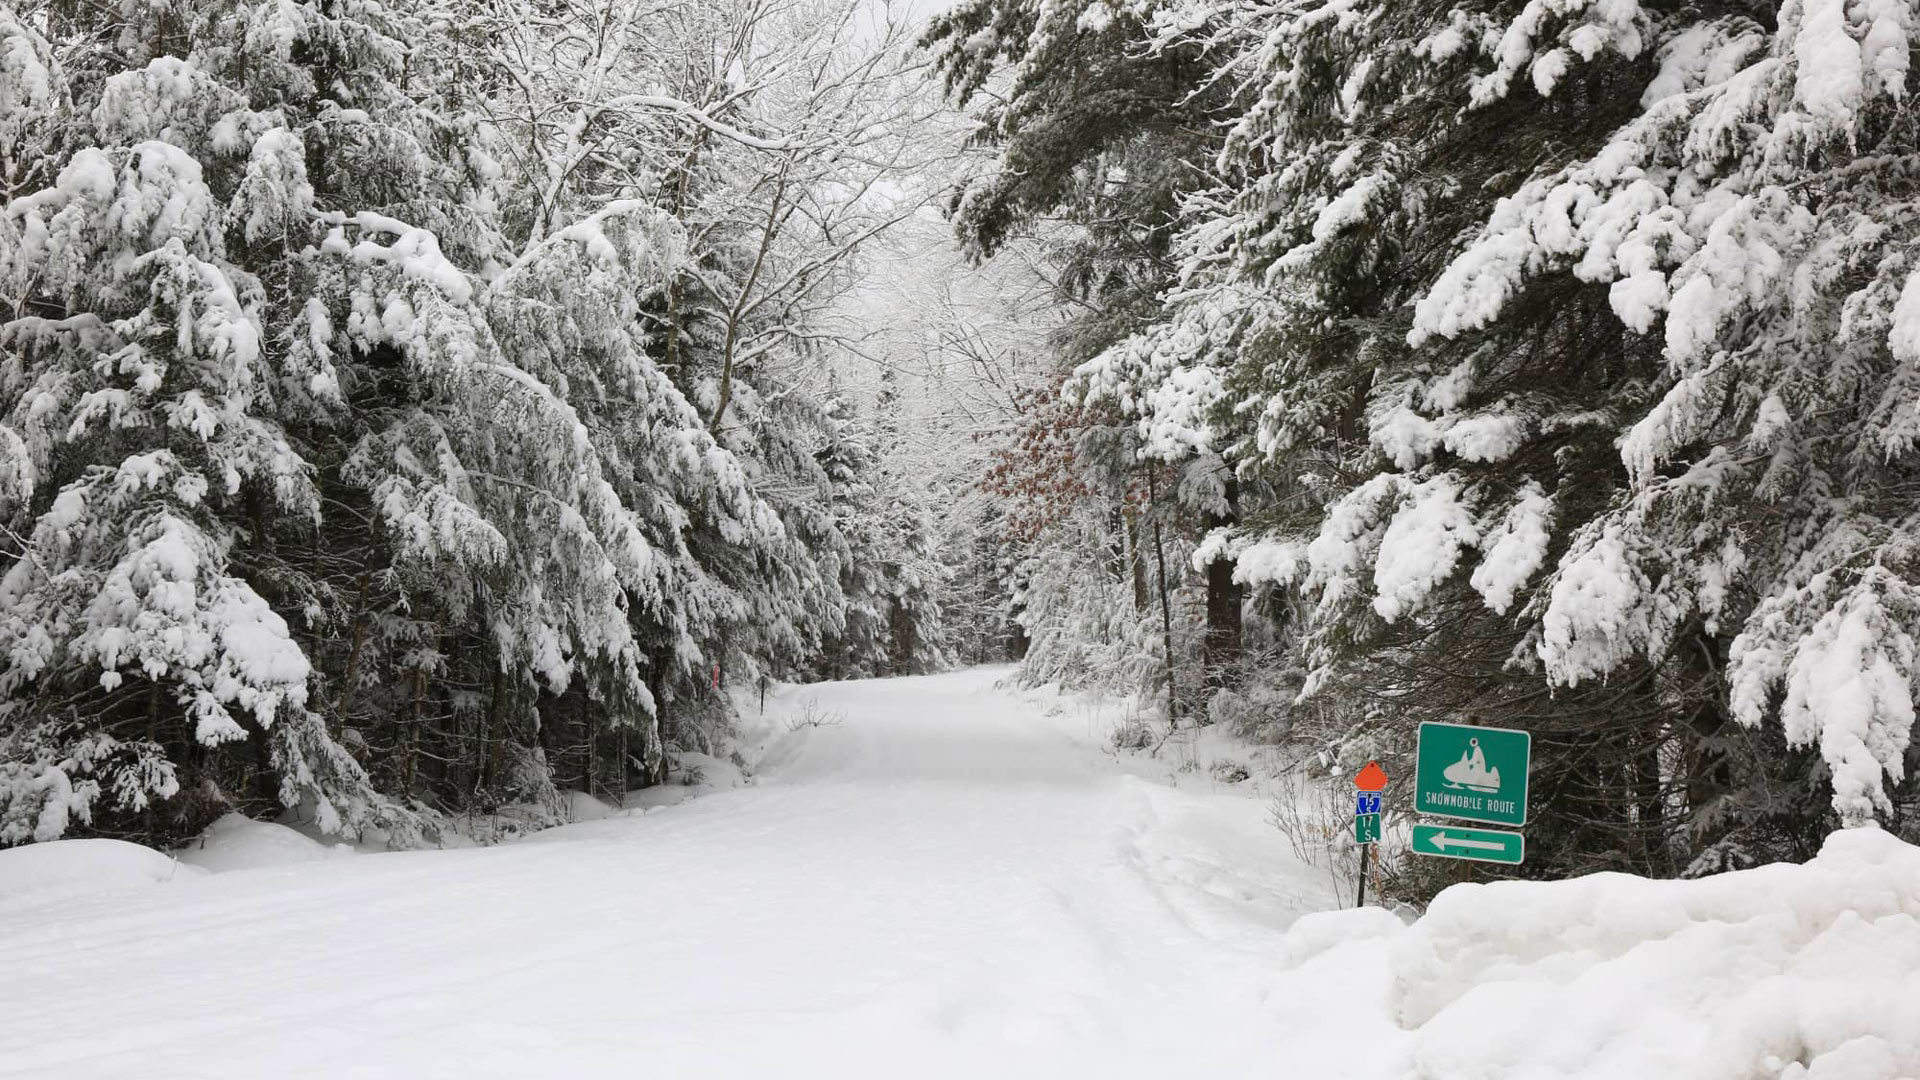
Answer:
[0,668,1335,1078]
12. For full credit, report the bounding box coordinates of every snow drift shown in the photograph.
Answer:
[0,836,205,899]
[1279,825,1920,1080]
[173,813,355,873]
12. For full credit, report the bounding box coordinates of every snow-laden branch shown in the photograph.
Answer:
[589,93,793,151]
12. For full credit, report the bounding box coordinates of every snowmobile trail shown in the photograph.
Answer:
[0,667,1334,1079]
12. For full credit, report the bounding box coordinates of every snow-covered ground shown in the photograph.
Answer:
[3,667,1917,1079]
[0,667,1330,1078]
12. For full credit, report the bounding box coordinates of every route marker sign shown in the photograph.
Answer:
[1353,760,1389,792]
[1414,722,1530,826]
[1411,823,1524,865]
[1354,813,1381,845]
[1351,761,1389,907]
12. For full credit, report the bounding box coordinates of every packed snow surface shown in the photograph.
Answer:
[3,667,1917,1079]
[0,669,1329,1078]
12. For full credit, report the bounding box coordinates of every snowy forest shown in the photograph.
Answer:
[924,0,1920,892]
[4,0,1920,907]
[0,0,974,850]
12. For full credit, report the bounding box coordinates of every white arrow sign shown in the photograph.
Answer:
[1412,823,1524,864]
[1426,831,1505,852]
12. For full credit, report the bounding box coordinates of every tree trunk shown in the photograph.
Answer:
[1202,551,1242,694]
[642,647,672,787]
[888,599,916,675]
[1147,468,1177,721]
[1201,473,1242,702]
[1632,727,1667,876]
[478,665,508,796]
[401,663,426,796]
[1123,505,1149,611]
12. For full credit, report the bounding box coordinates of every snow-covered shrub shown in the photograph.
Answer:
[1268,763,1376,901]
[1110,718,1155,752]
[1012,506,1201,711]
[1206,689,1254,733]
[1208,758,1250,784]
[1203,620,1313,743]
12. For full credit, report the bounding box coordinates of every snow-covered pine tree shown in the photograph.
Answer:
[2,0,806,844]
[810,383,953,678]
[1,0,961,851]
[867,373,956,676]
[1119,0,1920,875]
[399,0,945,760]
[1172,0,1684,880]
[1407,0,1920,858]
[814,388,895,678]
[0,0,447,844]
[634,0,940,702]
[926,0,1252,708]
[198,0,719,825]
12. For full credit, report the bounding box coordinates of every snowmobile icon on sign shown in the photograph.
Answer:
[1443,737,1501,793]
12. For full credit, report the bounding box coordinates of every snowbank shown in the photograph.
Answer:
[174,813,355,872]
[1274,826,1920,1080]
[562,789,622,822]
[0,837,205,900]
[625,751,752,811]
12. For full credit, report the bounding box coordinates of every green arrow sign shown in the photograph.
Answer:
[1354,813,1380,845]
[1411,823,1524,865]
[1415,721,1531,826]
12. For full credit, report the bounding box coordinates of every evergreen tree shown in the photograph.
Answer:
[937,0,1920,880]
[0,0,949,847]
[925,0,1251,708]
[1407,0,1920,857]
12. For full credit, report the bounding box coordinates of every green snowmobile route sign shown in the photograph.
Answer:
[1414,721,1531,826]
[1411,823,1524,865]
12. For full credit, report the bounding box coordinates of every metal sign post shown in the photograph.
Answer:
[1352,761,1388,906]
